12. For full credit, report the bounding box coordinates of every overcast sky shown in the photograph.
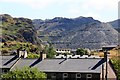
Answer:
[0,0,119,22]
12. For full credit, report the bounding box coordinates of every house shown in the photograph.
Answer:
[11,58,102,80]
[55,49,71,54]
[55,48,91,55]
[0,50,27,73]
[55,54,100,59]
[0,52,117,80]
[102,45,118,51]
[71,49,77,54]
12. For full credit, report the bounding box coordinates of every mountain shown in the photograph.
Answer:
[108,19,120,32]
[33,17,119,49]
[1,14,118,50]
[0,14,41,45]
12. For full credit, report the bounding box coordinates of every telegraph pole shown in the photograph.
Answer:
[102,64,104,80]
[104,50,108,80]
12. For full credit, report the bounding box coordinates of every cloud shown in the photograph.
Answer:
[0,0,118,21]
[0,0,118,10]
[0,0,57,9]
[82,0,118,11]
[66,0,118,21]
[68,8,80,15]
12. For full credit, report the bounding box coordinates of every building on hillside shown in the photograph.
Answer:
[55,48,91,55]
[71,49,77,54]
[54,54,100,59]
[102,45,118,51]
[55,49,71,54]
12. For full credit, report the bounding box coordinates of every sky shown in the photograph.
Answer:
[0,0,119,22]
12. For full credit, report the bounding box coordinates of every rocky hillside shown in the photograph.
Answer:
[108,19,120,32]
[33,17,119,49]
[0,14,41,45]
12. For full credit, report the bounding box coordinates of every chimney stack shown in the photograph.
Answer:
[40,50,46,60]
[24,50,27,58]
[18,50,27,58]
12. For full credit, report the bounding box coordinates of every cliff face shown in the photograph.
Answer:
[33,17,119,49]
[0,14,41,44]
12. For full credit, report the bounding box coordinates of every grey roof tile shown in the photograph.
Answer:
[11,58,102,73]
[11,58,37,70]
[0,56,18,68]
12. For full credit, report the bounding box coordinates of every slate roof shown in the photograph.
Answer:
[0,56,18,68]
[11,58,37,70]
[11,58,102,73]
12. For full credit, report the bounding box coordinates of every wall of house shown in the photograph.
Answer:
[100,62,117,80]
[107,62,117,79]
[46,72,100,80]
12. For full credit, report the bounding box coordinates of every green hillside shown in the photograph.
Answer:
[0,14,43,55]
[0,41,42,55]
[1,14,41,44]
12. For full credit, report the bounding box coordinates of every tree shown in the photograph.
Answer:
[111,57,120,80]
[76,48,87,56]
[1,67,47,80]
[27,53,40,58]
[43,44,56,58]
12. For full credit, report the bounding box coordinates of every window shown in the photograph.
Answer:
[51,73,56,78]
[86,74,92,78]
[63,73,68,78]
[76,73,81,78]
[2,69,8,73]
